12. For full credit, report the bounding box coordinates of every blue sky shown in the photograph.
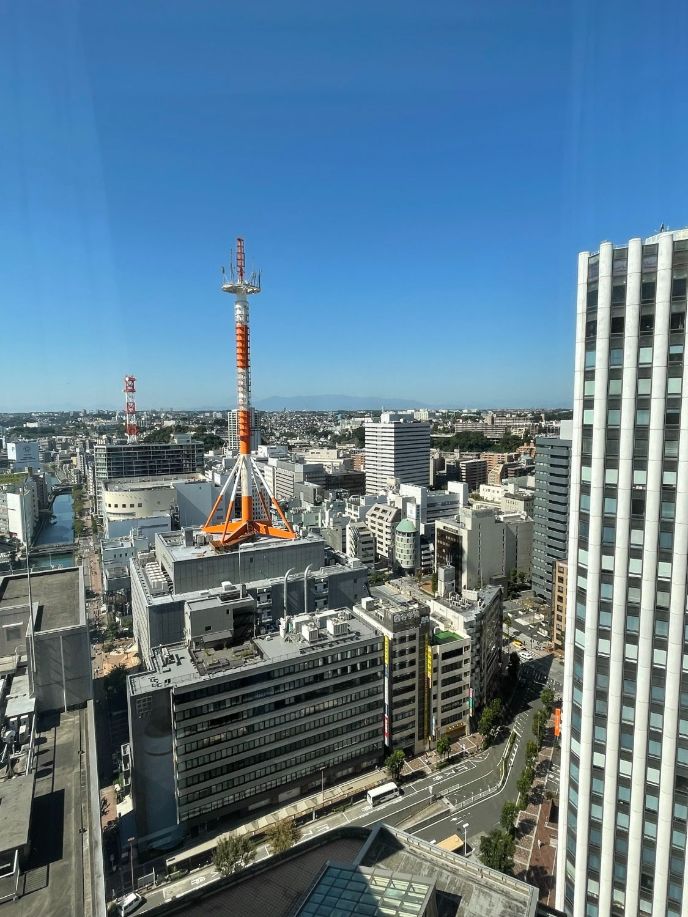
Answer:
[2,0,688,411]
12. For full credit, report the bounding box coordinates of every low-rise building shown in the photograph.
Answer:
[365,503,401,563]
[346,521,375,567]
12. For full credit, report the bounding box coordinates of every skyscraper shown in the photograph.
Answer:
[557,229,688,917]
[364,412,431,495]
[532,422,572,609]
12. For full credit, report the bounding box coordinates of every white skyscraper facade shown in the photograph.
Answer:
[364,412,431,495]
[557,230,688,916]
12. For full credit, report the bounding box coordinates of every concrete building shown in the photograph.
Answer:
[503,513,534,582]
[364,413,431,495]
[346,521,375,568]
[227,408,261,453]
[532,426,572,609]
[459,458,488,493]
[394,518,419,574]
[365,503,401,563]
[94,437,204,513]
[130,531,368,665]
[0,569,92,711]
[6,440,40,471]
[0,476,38,547]
[354,593,471,755]
[127,604,383,851]
[557,230,688,917]
[552,559,567,652]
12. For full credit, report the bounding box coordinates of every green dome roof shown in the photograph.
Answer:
[396,518,417,533]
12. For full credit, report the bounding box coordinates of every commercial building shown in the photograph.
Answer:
[127,603,383,851]
[459,458,488,493]
[346,521,375,568]
[227,408,261,453]
[0,476,38,547]
[355,592,471,754]
[365,503,401,562]
[557,229,688,917]
[130,530,368,665]
[6,440,40,471]
[394,518,419,573]
[532,425,572,609]
[364,413,431,495]
[93,437,204,513]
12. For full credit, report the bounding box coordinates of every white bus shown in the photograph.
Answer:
[366,782,400,807]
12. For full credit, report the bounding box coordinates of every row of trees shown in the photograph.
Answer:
[480,694,555,874]
[212,817,302,877]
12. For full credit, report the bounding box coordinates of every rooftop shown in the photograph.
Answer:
[0,773,35,855]
[129,608,377,696]
[0,568,83,632]
[102,473,205,492]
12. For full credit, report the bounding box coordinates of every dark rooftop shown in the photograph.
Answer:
[0,568,82,631]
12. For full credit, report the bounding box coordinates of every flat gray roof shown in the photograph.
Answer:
[0,773,35,854]
[0,568,82,632]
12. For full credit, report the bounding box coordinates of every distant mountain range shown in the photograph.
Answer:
[254,394,430,411]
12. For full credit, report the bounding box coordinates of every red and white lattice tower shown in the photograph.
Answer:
[123,375,138,443]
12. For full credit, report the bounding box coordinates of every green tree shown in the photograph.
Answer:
[517,766,534,808]
[533,709,548,746]
[436,734,451,761]
[213,834,255,876]
[504,614,512,641]
[525,740,539,763]
[478,698,503,745]
[540,687,555,714]
[384,748,406,782]
[265,818,301,855]
[479,828,515,874]
[500,800,519,836]
[431,571,438,594]
[104,663,128,700]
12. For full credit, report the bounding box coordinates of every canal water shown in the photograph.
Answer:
[31,487,76,570]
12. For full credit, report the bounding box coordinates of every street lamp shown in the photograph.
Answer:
[462,823,469,857]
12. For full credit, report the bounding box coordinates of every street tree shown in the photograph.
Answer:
[479,828,515,874]
[500,800,519,836]
[265,818,301,855]
[478,698,503,746]
[213,834,255,877]
[517,765,534,808]
[436,735,451,762]
[533,709,549,746]
[525,740,539,763]
[540,687,555,713]
[384,749,406,781]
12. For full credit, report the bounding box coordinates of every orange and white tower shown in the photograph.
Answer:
[124,375,138,443]
[202,238,296,548]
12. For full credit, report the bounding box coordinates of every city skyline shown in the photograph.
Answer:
[4,2,688,410]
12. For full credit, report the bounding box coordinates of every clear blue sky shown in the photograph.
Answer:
[3,0,688,411]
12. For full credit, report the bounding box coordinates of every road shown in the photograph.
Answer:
[132,654,562,913]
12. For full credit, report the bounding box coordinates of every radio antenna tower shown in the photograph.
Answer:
[124,375,138,443]
[202,238,296,548]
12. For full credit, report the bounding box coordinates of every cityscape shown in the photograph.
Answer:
[3,5,688,917]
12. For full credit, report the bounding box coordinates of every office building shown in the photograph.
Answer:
[6,440,40,471]
[227,408,261,453]
[532,424,572,609]
[364,413,431,495]
[93,437,204,513]
[459,458,488,493]
[365,503,401,562]
[355,592,472,754]
[127,602,383,851]
[346,521,375,568]
[557,230,688,917]
[394,518,419,573]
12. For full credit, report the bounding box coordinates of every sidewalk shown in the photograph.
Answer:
[511,715,558,907]
[402,735,482,777]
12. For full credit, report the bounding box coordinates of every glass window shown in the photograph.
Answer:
[634,469,648,485]
[585,349,596,369]
[587,287,598,308]
[610,314,625,333]
[584,379,596,396]
[612,282,626,305]
[637,377,652,395]
[583,409,594,424]
[641,280,656,303]
[582,466,592,482]
[586,319,597,338]
[605,468,618,485]
[670,310,685,331]
[630,529,644,545]
[661,501,675,520]
[636,409,650,425]
[604,496,617,514]
[663,470,677,486]
[608,409,621,426]
[609,348,623,366]
[658,561,672,579]
[639,346,653,365]
[672,275,687,300]
[628,557,642,575]
[608,378,622,395]
[667,375,682,394]
[669,343,684,363]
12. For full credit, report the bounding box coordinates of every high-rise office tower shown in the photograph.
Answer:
[557,230,688,917]
[364,412,431,495]
[227,408,261,453]
[532,422,572,608]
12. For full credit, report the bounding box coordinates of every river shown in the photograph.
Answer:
[31,488,76,570]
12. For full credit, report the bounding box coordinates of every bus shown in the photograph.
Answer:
[366,782,400,807]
